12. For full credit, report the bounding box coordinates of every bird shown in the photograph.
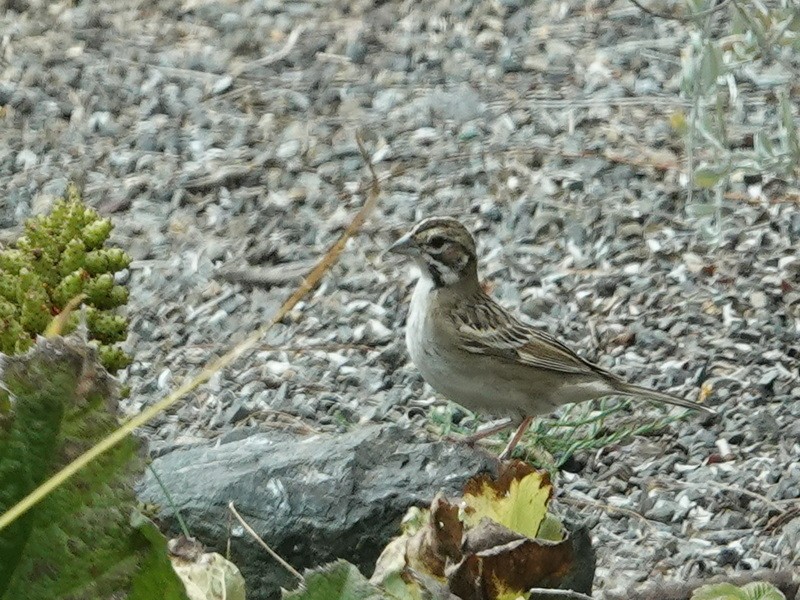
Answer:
[388,216,716,460]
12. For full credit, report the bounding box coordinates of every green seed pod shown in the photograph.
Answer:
[15,268,43,304]
[104,248,131,272]
[0,249,26,274]
[109,285,129,307]
[0,298,17,319]
[0,317,26,355]
[53,270,87,307]
[0,188,132,372]
[84,273,114,306]
[59,238,87,276]
[13,335,34,354]
[20,296,52,334]
[82,218,113,250]
[58,208,84,245]
[84,250,110,276]
[87,310,127,344]
[0,272,17,302]
[98,345,133,372]
[65,184,82,204]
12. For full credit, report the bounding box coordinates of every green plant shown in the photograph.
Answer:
[0,185,132,372]
[691,580,785,600]
[674,0,800,235]
[430,398,688,472]
[519,398,691,470]
[0,337,187,600]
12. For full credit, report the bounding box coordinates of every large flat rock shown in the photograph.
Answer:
[137,424,497,600]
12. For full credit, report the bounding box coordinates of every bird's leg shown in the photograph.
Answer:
[446,417,514,446]
[498,416,533,460]
[460,417,516,444]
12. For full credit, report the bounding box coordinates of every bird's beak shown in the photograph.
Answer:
[386,232,417,256]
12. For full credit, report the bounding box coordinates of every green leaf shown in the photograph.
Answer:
[130,515,194,600]
[694,166,727,189]
[169,542,246,600]
[741,582,786,600]
[283,560,383,600]
[536,514,564,542]
[0,337,189,600]
[690,581,787,600]
[699,42,724,93]
[381,573,425,600]
[691,582,747,600]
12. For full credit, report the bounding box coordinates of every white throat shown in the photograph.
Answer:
[415,256,461,288]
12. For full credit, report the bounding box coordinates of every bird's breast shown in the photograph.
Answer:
[404,281,526,415]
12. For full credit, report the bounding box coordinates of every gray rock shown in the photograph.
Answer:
[709,511,751,530]
[644,498,677,523]
[137,425,497,600]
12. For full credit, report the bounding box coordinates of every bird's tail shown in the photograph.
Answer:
[613,382,717,415]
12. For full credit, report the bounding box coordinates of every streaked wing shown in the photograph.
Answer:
[453,295,619,379]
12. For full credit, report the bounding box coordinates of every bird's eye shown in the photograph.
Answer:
[428,236,446,249]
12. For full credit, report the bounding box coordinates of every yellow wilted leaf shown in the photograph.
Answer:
[171,551,246,600]
[670,110,688,134]
[495,588,528,600]
[699,381,713,403]
[371,494,463,586]
[536,514,564,542]
[462,463,553,540]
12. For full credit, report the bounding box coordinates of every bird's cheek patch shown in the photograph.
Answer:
[441,244,469,271]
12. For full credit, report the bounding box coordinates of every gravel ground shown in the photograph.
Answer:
[2,0,799,594]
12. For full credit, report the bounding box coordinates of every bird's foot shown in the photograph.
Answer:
[497,416,534,461]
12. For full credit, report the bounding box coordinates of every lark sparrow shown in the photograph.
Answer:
[389,217,715,460]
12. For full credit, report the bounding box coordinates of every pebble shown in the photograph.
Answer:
[644,498,677,523]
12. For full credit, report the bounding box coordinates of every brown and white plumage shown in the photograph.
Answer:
[389,216,715,459]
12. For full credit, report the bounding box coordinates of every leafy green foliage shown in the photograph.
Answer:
[0,337,187,600]
[431,397,688,472]
[691,581,786,600]
[0,185,131,372]
[283,560,384,600]
[675,0,800,235]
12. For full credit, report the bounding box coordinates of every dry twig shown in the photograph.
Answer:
[242,25,305,69]
[527,588,594,600]
[228,501,303,581]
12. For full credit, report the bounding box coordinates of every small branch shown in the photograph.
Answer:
[246,25,305,68]
[528,588,594,600]
[228,502,303,581]
[148,465,192,539]
[627,0,731,22]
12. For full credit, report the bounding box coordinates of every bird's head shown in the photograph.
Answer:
[388,217,479,288]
